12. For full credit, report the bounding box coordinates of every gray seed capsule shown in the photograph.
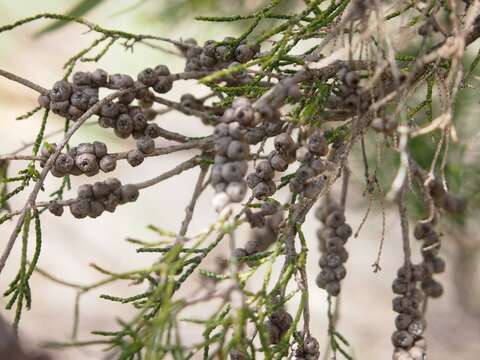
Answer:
[93,141,107,158]
[77,143,95,155]
[100,102,120,118]
[137,68,158,86]
[144,123,161,138]
[227,140,249,160]
[153,77,173,94]
[255,161,274,180]
[116,114,134,135]
[50,80,72,102]
[75,153,98,173]
[109,74,134,89]
[77,184,93,199]
[154,65,170,76]
[98,155,116,173]
[50,100,70,116]
[72,71,92,86]
[92,182,110,199]
[226,181,247,202]
[120,184,139,203]
[54,153,74,174]
[37,94,50,108]
[269,154,288,172]
[103,193,119,212]
[91,69,108,86]
[88,201,105,218]
[98,116,115,128]
[136,136,155,154]
[221,162,246,183]
[127,149,145,167]
[69,199,91,219]
[48,201,64,216]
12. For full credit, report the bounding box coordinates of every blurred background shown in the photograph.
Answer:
[0,1,479,359]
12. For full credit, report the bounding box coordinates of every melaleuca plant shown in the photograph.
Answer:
[0,1,479,359]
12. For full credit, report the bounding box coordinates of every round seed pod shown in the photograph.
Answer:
[214,123,229,138]
[68,105,83,119]
[118,91,136,105]
[88,201,105,218]
[137,68,158,86]
[325,211,346,228]
[136,136,155,154]
[50,80,72,102]
[326,281,341,296]
[227,140,249,160]
[234,105,255,126]
[221,161,246,183]
[77,143,95,155]
[37,94,50,108]
[48,201,64,216]
[91,69,108,86]
[336,223,352,239]
[391,330,414,349]
[296,146,314,163]
[154,65,170,76]
[442,195,467,213]
[421,279,444,298]
[246,173,262,189]
[144,123,161,139]
[153,77,173,94]
[408,319,426,338]
[269,153,288,172]
[75,153,98,173]
[253,181,275,199]
[212,192,230,212]
[100,102,120,118]
[226,181,247,202]
[392,279,408,295]
[72,71,91,86]
[109,74,134,89]
[77,184,93,199]
[103,193,119,212]
[120,184,139,203]
[92,181,110,199]
[325,237,344,253]
[54,153,74,174]
[414,222,432,240]
[127,150,145,167]
[99,155,117,173]
[50,100,70,116]
[256,161,275,180]
[296,165,315,183]
[395,314,413,331]
[98,116,115,128]
[116,114,134,136]
[69,199,91,219]
[93,141,107,158]
[228,122,243,139]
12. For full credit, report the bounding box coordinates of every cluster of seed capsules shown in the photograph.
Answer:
[414,222,445,298]
[427,178,467,214]
[234,204,283,263]
[40,141,116,177]
[211,98,259,211]
[391,263,428,359]
[294,336,320,360]
[329,68,369,112]
[289,131,329,198]
[314,201,352,296]
[178,37,259,77]
[48,178,139,219]
[266,308,293,344]
[247,132,297,200]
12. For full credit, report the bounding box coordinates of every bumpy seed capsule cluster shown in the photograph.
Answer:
[427,178,467,214]
[211,98,260,211]
[67,178,139,219]
[247,133,296,200]
[414,222,445,298]
[37,73,101,120]
[266,308,293,344]
[38,68,168,143]
[233,210,283,263]
[289,131,329,198]
[41,141,116,177]
[329,68,369,112]
[178,37,260,75]
[295,336,320,360]
[391,264,427,354]
[315,202,352,296]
